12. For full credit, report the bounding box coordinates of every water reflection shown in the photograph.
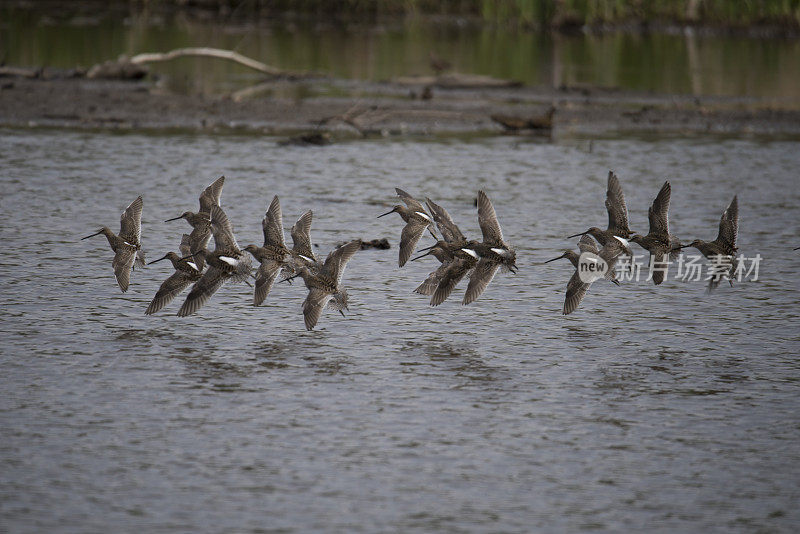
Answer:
[3,6,799,104]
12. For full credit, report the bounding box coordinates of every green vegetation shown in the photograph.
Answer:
[182,0,800,28]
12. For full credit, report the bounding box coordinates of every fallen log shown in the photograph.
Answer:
[88,47,314,80]
[392,72,522,89]
[129,47,284,76]
[0,66,43,78]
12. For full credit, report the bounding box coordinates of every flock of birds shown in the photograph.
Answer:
[81,172,741,328]
[544,173,739,313]
[82,176,359,330]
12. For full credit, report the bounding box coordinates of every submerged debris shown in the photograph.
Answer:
[361,238,391,250]
[491,106,556,132]
[279,132,332,146]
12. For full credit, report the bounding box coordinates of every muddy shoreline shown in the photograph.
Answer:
[3,73,800,139]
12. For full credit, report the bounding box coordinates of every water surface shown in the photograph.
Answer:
[1,128,799,532]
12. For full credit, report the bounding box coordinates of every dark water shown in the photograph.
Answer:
[1,127,800,532]
[4,7,800,105]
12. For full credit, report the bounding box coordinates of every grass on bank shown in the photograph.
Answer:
[168,0,800,28]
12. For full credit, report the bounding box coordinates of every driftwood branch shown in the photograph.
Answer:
[129,47,285,76]
[88,47,317,81]
[0,66,43,78]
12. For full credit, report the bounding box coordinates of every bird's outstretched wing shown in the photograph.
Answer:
[398,220,430,267]
[323,239,361,285]
[303,288,334,331]
[431,257,473,306]
[178,234,194,261]
[210,205,239,252]
[716,195,738,249]
[145,271,196,315]
[253,260,281,306]
[476,190,504,245]
[577,234,599,255]
[119,196,143,245]
[425,198,466,245]
[177,267,226,316]
[415,260,452,296]
[647,181,671,235]
[290,210,316,261]
[463,257,500,305]
[262,195,286,248]
[605,171,630,236]
[650,251,668,286]
[199,175,225,214]
[186,226,211,270]
[112,247,136,292]
[563,271,589,315]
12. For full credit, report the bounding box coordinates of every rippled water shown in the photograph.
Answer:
[1,128,799,532]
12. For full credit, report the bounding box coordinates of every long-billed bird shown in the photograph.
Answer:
[545,234,621,285]
[412,241,478,306]
[243,195,292,306]
[165,175,224,270]
[412,197,477,306]
[629,181,680,285]
[679,195,739,291]
[145,233,202,314]
[546,235,628,315]
[568,170,633,246]
[378,187,437,267]
[177,204,252,316]
[462,190,517,305]
[81,195,144,292]
[288,239,361,330]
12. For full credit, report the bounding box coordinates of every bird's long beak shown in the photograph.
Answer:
[544,253,567,264]
[339,310,346,317]
[410,249,433,262]
[164,215,183,222]
[795,246,800,251]
[147,254,169,265]
[281,273,300,284]
[81,230,103,240]
[567,231,588,239]
[376,209,395,218]
[416,243,437,253]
